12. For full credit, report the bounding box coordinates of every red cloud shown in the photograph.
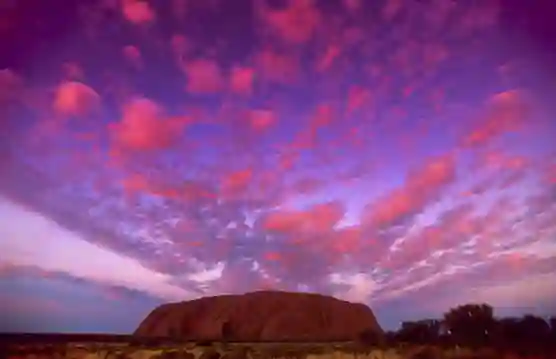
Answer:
[366,190,415,228]
[221,168,253,198]
[407,154,456,189]
[291,177,324,195]
[122,0,156,25]
[0,68,23,105]
[184,59,224,95]
[123,45,143,70]
[316,44,341,72]
[463,90,531,147]
[230,66,255,96]
[346,86,372,115]
[257,49,299,85]
[310,103,334,128]
[329,226,362,254]
[111,98,186,151]
[53,81,100,117]
[364,155,456,227]
[262,0,321,45]
[249,109,276,132]
[262,201,345,235]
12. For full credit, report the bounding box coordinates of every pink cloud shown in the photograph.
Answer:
[262,201,345,235]
[346,86,372,115]
[229,66,256,96]
[0,68,23,105]
[53,81,100,117]
[121,0,156,25]
[261,1,321,45]
[363,154,456,227]
[248,109,276,132]
[122,45,144,70]
[316,44,341,72]
[257,49,299,85]
[220,168,253,198]
[183,59,224,95]
[463,90,532,147]
[2,0,554,329]
[290,177,324,195]
[110,98,186,151]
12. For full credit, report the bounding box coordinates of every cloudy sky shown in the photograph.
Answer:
[0,0,555,333]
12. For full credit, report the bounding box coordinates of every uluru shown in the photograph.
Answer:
[134,291,383,342]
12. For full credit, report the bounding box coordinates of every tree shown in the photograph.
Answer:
[493,317,521,348]
[550,317,556,343]
[493,315,550,351]
[357,328,384,347]
[443,303,495,347]
[519,315,550,347]
[383,331,398,346]
[396,319,440,344]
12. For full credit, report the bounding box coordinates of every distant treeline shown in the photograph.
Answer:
[362,303,556,356]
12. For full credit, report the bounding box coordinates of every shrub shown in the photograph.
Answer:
[221,346,250,359]
[407,345,442,359]
[199,348,221,359]
[357,328,384,347]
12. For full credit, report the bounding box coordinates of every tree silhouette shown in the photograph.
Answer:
[519,314,550,347]
[357,327,384,346]
[442,303,495,347]
[384,304,556,353]
[396,319,440,344]
[550,316,556,341]
[493,317,521,348]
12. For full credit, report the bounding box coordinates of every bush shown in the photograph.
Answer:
[199,348,221,359]
[356,328,384,347]
[407,345,442,359]
[221,346,250,359]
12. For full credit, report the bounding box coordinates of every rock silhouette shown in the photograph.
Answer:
[134,291,383,341]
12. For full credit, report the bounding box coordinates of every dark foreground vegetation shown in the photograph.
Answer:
[367,303,556,356]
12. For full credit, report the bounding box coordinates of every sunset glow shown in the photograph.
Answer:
[0,0,555,332]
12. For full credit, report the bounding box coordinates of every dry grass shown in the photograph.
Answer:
[5,341,556,359]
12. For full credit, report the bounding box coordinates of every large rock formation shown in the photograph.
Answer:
[134,291,383,342]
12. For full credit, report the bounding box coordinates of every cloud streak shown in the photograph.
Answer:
[0,197,189,301]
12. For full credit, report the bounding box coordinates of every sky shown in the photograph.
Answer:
[0,0,555,333]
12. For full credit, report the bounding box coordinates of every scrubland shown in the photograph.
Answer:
[3,341,554,359]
